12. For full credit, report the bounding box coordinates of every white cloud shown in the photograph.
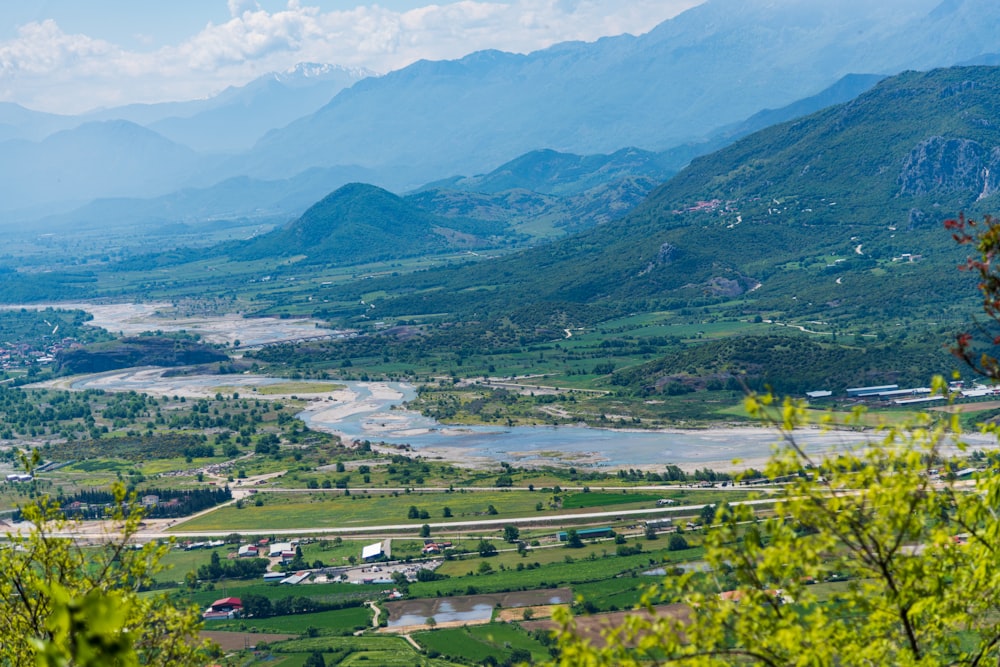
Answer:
[0,0,703,113]
[228,0,261,18]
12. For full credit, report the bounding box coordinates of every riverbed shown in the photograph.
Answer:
[46,368,971,472]
[2,302,343,347]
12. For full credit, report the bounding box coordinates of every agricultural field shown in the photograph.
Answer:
[414,624,552,664]
[170,485,746,533]
[208,606,372,635]
[255,635,461,666]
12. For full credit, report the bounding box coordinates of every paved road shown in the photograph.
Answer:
[250,484,781,495]
[51,497,781,541]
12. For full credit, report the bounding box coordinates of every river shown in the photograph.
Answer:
[59,370,919,470]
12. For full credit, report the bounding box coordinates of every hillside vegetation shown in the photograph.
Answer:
[316,68,999,330]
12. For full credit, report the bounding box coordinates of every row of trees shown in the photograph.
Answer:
[196,553,267,581]
[41,486,232,521]
[240,594,363,620]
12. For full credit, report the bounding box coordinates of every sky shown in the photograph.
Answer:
[0,0,703,114]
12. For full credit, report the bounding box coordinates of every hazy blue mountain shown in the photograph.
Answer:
[408,73,885,237]
[145,65,374,153]
[420,148,675,197]
[17,69,885,234]
[81,63,374,153]
[30,166,386,232]
[232,0,1000,185]
[0,64,375,215]
[0,102,77,142]
[5,0,983,220]
[0,121,206,213]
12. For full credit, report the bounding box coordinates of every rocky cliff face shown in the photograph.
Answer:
[898,135,1000,200]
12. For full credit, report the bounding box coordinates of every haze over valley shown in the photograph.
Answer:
[6,2,1000,664]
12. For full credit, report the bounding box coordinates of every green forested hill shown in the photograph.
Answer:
[230,182,510,265]
[608,333,964,396]
[325,67,1000,330]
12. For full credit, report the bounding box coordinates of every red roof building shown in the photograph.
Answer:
[210,597,242,612]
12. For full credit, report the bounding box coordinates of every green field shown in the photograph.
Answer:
[409,545,705,599]
[173,488,672,532]
[561,492,666,509]
[185,582,384,608]
[209,606,372,635]
[212,382,345,395]
[266,635,461,666]
[414,623,551,663]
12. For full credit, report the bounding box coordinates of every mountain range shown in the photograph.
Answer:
[231,0,1000,185]
[314,66,1000,334]
[23,72,885,245]
[4,0,1000,222]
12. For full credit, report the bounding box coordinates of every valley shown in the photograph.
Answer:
[4,2,1000,664]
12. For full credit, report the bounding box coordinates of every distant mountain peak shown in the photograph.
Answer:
[274,62,377,85]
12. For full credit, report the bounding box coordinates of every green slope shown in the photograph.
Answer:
[231,182,508,265]
[328,67,1000,328]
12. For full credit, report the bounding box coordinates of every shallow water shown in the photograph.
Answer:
[297,381,865,467]
[67,372,934,468]
[389,602,495,627]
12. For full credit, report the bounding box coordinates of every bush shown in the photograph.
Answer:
[667,534,689,551]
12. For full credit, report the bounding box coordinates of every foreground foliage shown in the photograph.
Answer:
[549,386,1000,665]
[0,472,207,665]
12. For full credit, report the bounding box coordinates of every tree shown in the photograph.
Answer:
[548,385,1000,665]
[699,504,716,525]
[949,213,1000,378]
[564,529,583,549]
[420,524,431,538]
[303,650,326,667]
[666,534,688,551]
[0,474,206,666]
[443,506,453,518]
[391,571,409,591]
[477,539,497,557]
[241,593,272,619]
[503,525,520,543]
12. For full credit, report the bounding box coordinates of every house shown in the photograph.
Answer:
[210,597,242,612]
[203,597,242,620]
[656,499,677,506]
[422,541,453,554]
[140,495,159,507]
[237,545,258,558]
[279,550,297,564]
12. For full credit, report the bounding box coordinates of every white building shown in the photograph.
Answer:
[268,541,295,558]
